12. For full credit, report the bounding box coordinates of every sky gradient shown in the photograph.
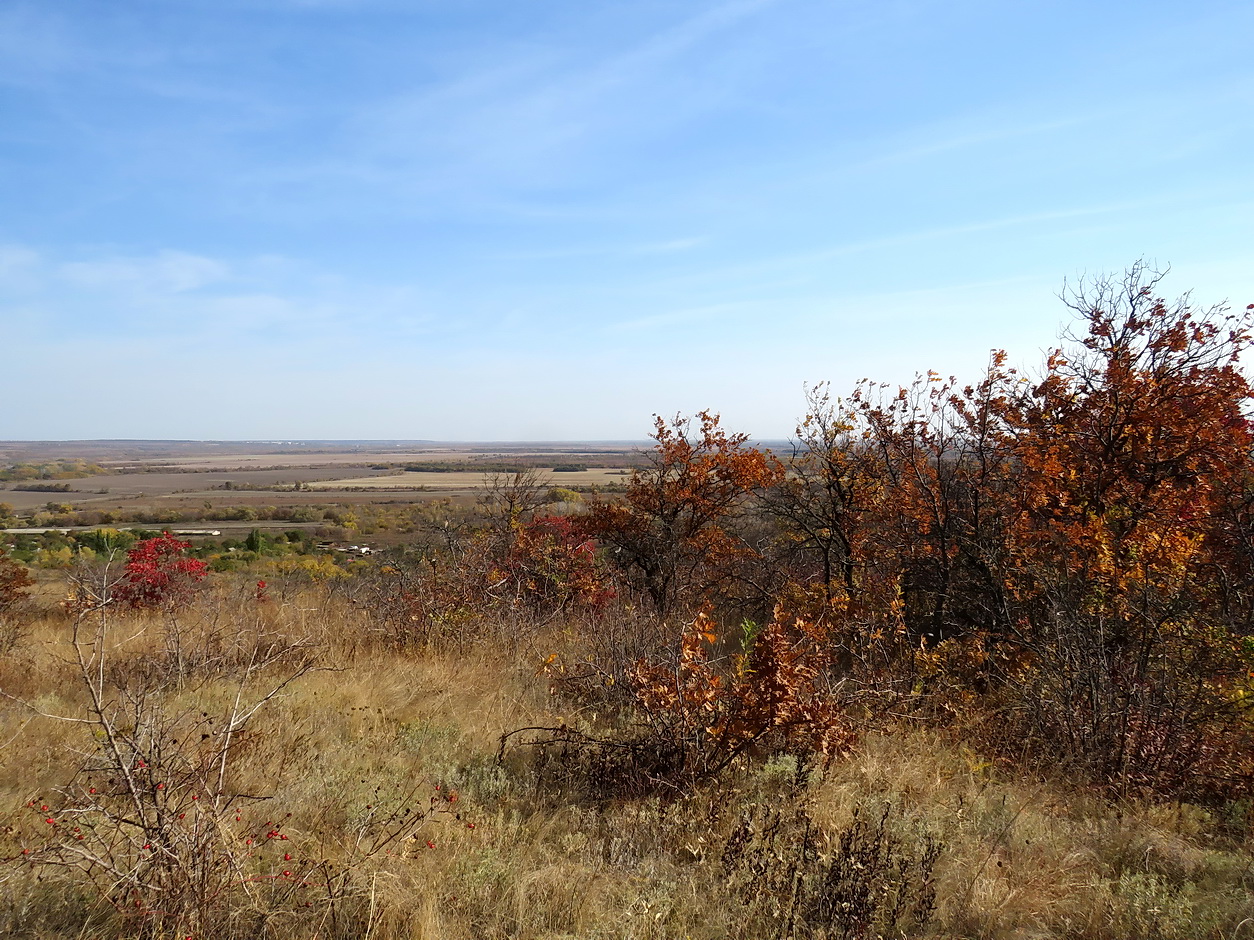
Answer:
[3,0,1252,441]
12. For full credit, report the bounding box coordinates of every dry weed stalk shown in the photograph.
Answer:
[5,560,321,938]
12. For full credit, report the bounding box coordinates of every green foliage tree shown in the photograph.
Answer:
[77,528,138,555]
[245,529,264,554]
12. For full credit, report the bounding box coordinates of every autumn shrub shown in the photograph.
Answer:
[743,266,1254,800]
[996,599,1254,801]
[111,532,209,611]
[358,540,514,651]
[507,607,855,800]
[534,596,672,712]
[0,548,34,653]
[361,511,618,654]
[990,272,1254,798]
[0,549,33,616]
[501,514,617,615]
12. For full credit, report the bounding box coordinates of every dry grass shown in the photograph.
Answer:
[0,578,1251,939]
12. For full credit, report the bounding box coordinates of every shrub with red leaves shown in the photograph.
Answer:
[113,533,208,610]
[504,514,616,613]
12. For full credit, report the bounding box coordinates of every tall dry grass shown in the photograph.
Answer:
[0,573,1251,938]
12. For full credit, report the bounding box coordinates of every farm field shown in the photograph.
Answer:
[0,441,646,515]
[307,468,630,491]
[0,467,388,512]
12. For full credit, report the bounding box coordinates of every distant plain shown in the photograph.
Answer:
[0,440,646,514]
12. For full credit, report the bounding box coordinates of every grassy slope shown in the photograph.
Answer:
[0,578,1251,939]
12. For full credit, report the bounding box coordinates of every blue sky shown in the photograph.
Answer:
[2,0,1252,441]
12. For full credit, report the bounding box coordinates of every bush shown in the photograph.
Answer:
[0,550,32,615]
[111,534,209,611]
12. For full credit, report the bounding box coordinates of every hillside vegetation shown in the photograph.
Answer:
[2,266,1253,939]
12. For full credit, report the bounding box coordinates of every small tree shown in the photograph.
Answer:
[590,412,783,615]
[244,528,264,554]
[760,385,873,607]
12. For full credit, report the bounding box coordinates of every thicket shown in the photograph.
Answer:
[381,266,1254,804]
[0,460,108,483]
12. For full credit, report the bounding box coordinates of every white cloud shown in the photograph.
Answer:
[60,251,231,294]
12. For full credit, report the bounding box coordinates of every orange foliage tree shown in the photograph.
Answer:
[996,266,1254,794]
[589,411,783,615]
[751,264,1254,795]
[761,360,1022,685]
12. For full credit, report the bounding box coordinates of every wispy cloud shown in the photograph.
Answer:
[592,0,781,83]
[0,245,40,281]
[60,251,231,294]
[848,113,1098,174]
[615,203,1131,302]
[609,298,759,334]
[340,0,783,194]
[490,236,707,262]
[1,244,449,352]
